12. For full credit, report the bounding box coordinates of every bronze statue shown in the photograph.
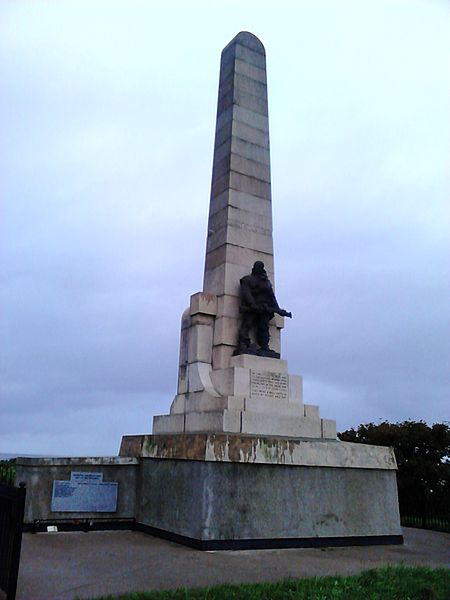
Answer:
[235,261,292,358]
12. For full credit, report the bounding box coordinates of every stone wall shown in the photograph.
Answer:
[15,457,139,524]
[16,451,403,549]
[137,458,402,543]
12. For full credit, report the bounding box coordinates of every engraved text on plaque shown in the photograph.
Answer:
[250,371,288,400]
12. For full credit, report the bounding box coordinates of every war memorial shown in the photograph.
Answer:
[16,32,403,550]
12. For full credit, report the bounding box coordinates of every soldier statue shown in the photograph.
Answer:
[234,261,292,358]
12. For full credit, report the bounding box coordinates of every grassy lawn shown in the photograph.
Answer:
[88,565,450,600]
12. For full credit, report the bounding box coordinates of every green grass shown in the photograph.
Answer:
[87,565,450,600]
[0,459,15,486]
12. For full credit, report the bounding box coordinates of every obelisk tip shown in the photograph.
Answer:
[223,31,266,56]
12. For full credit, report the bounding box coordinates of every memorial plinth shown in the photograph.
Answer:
[119,31,403,549]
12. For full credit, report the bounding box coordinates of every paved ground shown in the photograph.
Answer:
[16,528,449,600]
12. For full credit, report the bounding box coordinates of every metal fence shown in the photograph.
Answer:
[401,514,449,532]
[0,482,26,600]
[399,494,449,533]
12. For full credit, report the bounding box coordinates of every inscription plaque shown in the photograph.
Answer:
[71,471,103,483]
[250,370,288,400]
[51,471,118,512]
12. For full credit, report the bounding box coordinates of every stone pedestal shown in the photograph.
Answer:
[153,292,336,440]
[118,434,403,549]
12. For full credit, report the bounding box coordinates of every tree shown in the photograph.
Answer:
[338,421,450,522]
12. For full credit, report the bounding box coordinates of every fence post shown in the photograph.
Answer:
[6,482,26,600]
[421,493,427,529]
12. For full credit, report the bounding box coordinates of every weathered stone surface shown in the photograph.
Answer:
[230,354,288,373]
[288,375,303,405]
[241,413,322,438]
[268,325,281,353]
[16,457,138,524]
[185,410,241,434]
[321,418,337,440]
[209,189,272,219]
[217,88,268,118]
[120,433,398,470]
[187,324,213,364]
[204,262,263,297]
[221,58,267,85]
[137,458,402,542]
[244,396,304,417]
[210,365,250,397]
[187,362,220,396]
[153,414,185,434]
[177,366,188,394]
[211,171,271,202]
[304,404,320,419]
[190,292,217,316]
[250,370,288,400]
[213,316,239,346]
[232,119,270,148]
[208,203,272,236]
[212,344,236,369]
[172,393,246,416]
[204,245,274,280]
[229,151,271,180]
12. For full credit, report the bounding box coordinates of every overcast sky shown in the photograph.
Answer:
[1,0,448,456]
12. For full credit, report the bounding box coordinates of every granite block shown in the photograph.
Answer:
[212,153,271,185]
[207,204,272,238]
[152,414,185,434]
[231,120,269,148]
[231,136,270,164]
[205,245,274,279]
[213,315,239,347]
[187,324,213,364]
[244,396,303,417]
[222,31,266,56]
[230,354,288,373]
[177,365,188,394]
[304,404,320,419]
[190,292,218,316]
[209,189,272,218]
[288,375,303,405]
[241,413,322,438]
[219,72,268,101]
[220,58,267,85]
[188,363,221,396]
[321,418,337,440]
[185,410,241,433]
[212,344,235,370]
[211,366,250,397]
[214,120,233,148]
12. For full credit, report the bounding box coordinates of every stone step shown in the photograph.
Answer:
[153,410,337,440]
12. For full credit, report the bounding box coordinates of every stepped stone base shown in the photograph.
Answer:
[153,352,337,439]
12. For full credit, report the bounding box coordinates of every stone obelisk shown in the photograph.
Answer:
[203,32,280,369]
[149,32,336,439]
